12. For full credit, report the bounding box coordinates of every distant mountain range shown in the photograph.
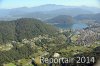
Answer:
[0,4,100,29]
[75,13,100,21]
[0,4,100,21]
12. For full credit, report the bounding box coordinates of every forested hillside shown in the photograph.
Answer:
[0,18,58,44]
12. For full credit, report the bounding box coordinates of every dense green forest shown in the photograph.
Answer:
[0,18,58,43]
[0,44,34,66]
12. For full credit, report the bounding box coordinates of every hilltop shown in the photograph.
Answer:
[0,18,58,43]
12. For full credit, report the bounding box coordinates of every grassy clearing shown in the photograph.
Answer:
[4,63,16,66]
[0,44,13,51]
[59,44,100,57]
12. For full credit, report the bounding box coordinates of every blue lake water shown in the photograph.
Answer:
[72,23,88,30]
[54,23,88,30]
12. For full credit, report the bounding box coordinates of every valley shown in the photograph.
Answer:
[0,3,100,66]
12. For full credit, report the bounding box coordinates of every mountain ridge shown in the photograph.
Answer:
[0,4,100,21]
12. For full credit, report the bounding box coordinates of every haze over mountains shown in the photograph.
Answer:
[75,13,100,21]
[0,4,100,30]
[0,4,100,21]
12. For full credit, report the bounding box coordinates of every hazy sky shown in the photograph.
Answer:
[0,0,100,9]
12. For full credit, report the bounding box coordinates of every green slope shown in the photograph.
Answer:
[0,18,58,43]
